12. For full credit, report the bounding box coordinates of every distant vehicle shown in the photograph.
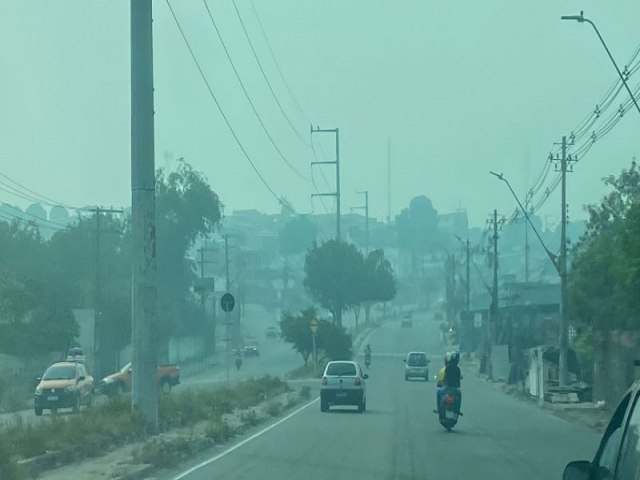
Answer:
[34,361,94,415]
[401,313,413,328]
[320,361,368,413]
[244,345,260,357]
[65,346,86,363]
[99,362,180,396]
[404,351,430,381]
[265,326,279,339]
[563,366,640,479]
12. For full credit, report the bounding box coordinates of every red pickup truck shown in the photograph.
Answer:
[99,362,180,396]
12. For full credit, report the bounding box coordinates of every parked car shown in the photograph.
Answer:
[244,345,260,357]
[99,362,180,395]
[265,326,279,339]
[563,361,640,479]
[401,313,413,328]
[404,351,430,381]
[320,361,368,413]
[34,361,94,415]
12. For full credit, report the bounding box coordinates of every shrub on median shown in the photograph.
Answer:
[0,376,290,466]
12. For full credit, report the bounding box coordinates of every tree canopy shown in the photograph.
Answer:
[304,240,396,325]
[278,215,317,256]
[570,161,640,331]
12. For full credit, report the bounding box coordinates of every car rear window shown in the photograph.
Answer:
[326,363,357,376]
[43,365,76,380]
[408,354,427,366]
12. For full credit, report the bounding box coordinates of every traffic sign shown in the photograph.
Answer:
[310,318,318,334]
[221,293,235,313]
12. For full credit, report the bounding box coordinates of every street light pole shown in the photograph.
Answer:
[491,171,569,386]
[561,11,640,117]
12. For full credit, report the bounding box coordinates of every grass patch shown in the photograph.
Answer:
[0,375,289,466]
[239,409,259,427]
[265,402,281,417]
[133,437,194,469]
[299,386,311,400]
[204,419,234,444]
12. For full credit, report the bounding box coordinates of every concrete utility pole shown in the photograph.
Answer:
[130,0,157,430]
[224,234,231,292]
[90,206,123,378]
[197,245,216,353]
[387,137,391,222]
[311,127,341,240]
[524,195,530,283]
[351,190,369,254]
[487,209,500,380]
[558,136,571,387]
[453,234,471,313]
[465,239,471,312]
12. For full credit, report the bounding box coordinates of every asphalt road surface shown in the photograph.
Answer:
[163,314,602,480]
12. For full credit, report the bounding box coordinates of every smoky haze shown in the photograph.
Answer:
[0,0,639,226]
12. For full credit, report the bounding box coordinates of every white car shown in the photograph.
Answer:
[404,351,430,381]
[320,361,368,413]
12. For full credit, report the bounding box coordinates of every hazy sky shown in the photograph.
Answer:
[1,1,639,228]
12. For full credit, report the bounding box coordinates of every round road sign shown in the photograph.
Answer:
[221,293,235,313]
[310,318,318,334]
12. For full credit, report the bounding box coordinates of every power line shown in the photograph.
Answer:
[202,0,310,182]
[231,0,311,149]
[165,0,293,214]
[0,172,83,210]
[249,0,310,124]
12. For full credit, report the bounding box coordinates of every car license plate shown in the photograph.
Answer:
[445,410,457,420]
[335,391,347,398]
[47,396,58,401]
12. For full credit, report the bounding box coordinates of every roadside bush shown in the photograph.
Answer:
[239,409,259,427]
[0,437,27,480]
[2,375,289,465]
[299,386,311,400]
[134,437,194,469]
[204,419,234,444]
[0,378,32,413]
[265,402,281,417]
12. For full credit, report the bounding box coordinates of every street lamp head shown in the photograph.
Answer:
[489,171,504,181]
[561,11,584,22]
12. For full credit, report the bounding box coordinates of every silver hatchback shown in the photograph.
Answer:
[404,351,430,381]
[320,361,368,412]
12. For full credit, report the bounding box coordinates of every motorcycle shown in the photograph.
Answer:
[437,388,461,432]
[364,355,371,368]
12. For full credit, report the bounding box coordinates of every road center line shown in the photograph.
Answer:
[171,397,319,479]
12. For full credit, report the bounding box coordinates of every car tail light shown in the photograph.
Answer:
[321,376,327,386]
[444,394,455,405]
[354,377,362,386]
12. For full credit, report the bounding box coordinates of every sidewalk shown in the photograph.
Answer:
[463,355,611,433]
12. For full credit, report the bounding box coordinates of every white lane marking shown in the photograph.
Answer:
[171,397,319,480]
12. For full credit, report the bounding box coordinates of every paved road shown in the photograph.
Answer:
[163,313,602,480]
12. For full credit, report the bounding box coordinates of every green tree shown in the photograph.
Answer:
[395,195,438,274]
[303,240,365,326]
[155,159,222,358]
[570,161,640,331]
[278,215,317,256]
[359,249,396,323]
[279,308,352,365]
[279,308,315,365]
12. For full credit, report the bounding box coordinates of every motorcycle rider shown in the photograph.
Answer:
[435,352,450,413]
[443,351,462,414]
[364,344,372,366]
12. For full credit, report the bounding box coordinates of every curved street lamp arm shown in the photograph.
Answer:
[489,171,560,274]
